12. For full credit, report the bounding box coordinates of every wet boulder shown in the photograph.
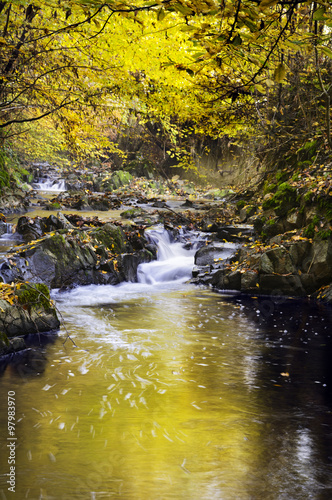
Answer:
[261,219,285,239]
[283,209,304,232]
[48,213,75,231]
[0,283,60,338]
[16,213,75,242]
[102,170,133,191]
[1,219,156,289]
[288,240,312,270]
[259,247,295,275]
[239,205,257,223]
[241,270,259,292]
[88,199,111,211]
[216,225,254,242]
[0,232,99,288]
[210,268,242,290]
[121,207,148,220]
[194,242,238,266]
[89,223,126,254]
[305,239,332,284]
[120,249,155,282]
[16,216,44,242]
[258,274,305,296]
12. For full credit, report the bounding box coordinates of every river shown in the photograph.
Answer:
[1,211,332,499]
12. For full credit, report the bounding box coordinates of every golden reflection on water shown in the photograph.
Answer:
[0,286,331,499]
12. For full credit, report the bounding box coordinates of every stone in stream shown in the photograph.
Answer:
[0,282,60,356]
[0,186,32,215]
[0,217,156,289]
[16,213,75,242]
[194,242,239,266]
[206,236,332,299]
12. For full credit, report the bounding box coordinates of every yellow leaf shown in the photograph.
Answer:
[259,0,279,9]
[273,63,286,83]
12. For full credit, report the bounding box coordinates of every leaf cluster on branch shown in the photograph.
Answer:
[0,0,332,170]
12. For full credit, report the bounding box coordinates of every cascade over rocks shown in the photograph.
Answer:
[0,214,156,289]
[0,213,156,356]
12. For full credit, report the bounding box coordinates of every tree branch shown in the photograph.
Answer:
[313,4,332,148]
[227,0,242,43]
[0,98,78,129]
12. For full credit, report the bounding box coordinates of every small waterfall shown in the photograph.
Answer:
[137,227,198,285]
[0,223,13,236]
[32,177,66,192]
[0,223,23,270]
[0,222,20,242]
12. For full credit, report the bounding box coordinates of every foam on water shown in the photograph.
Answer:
[32,178,66,192]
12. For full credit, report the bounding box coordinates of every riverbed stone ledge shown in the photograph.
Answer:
[0,213,157,289]
[198,227,332,301]
[0,282,60,356]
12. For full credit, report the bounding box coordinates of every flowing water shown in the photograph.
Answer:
[1,229,332,499]
[32,178,66,192]
[0,224,22,256]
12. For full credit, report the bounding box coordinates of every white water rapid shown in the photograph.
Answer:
[137,227,197,284]
[53,226,240,313]
[32,177,66,191]
[0,223,13,236]
[53,227,200,312]
[0,223,22,246]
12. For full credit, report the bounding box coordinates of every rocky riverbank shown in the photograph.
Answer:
[1,162,332,358]
[0,282,60,356]
[192,173,332,305]
[0,211,158,355]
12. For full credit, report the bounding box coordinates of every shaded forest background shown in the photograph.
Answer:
[1,0,332,190]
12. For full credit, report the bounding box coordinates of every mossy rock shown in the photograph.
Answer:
[0,330,10,350]
[42,233,67,257]
[239,205,257,222]
[124,160,155,178]
[318,196,332,221]
[236,200,246,210]
[46,201,62,210]
[183,183,195,195]
[263,182,277,195]
[262,182,297,216]
[121,208,145,220]
[0,283,60,337]
[206,188,235,199]
[0,169,10,189]
[102,170,133,191]
[90,223,126,253]
[16,283,53,311]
